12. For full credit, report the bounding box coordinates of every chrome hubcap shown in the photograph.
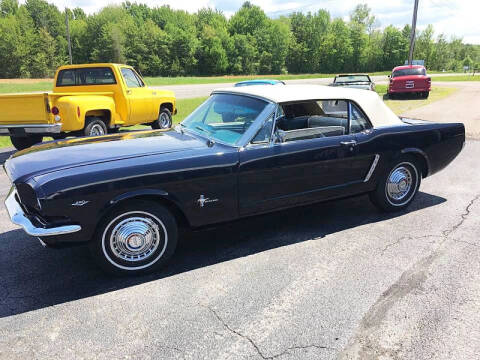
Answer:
[90,124,105,136]
[386,166,413,201]
[159,113,170,129]
[110,217,160,262]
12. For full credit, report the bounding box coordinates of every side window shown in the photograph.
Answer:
[319,100,348,119]
[251,115,274,144]
[350,103,372,133]
[121,68,142,88]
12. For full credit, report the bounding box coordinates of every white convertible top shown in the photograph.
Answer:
[213,84,403,127]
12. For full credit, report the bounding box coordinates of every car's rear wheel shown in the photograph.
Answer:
[151,107,172,130]
[10,135,43,151]
[369,156,421,212]
[89,200,178,275]
[84,117,107,137]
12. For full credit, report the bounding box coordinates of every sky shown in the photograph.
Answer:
[28,0,480,44]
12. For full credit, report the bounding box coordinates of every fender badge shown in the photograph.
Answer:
[71,200,90,207]
[197,195,218,208]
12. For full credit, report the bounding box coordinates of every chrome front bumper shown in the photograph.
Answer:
[5,190,81,237]
[0,123,62,135]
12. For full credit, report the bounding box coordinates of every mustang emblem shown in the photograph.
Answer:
[197,195,218,208]
[71,200,90,207]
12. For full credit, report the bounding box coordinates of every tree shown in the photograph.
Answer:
[382,25,408,70]
[0,0,18,16]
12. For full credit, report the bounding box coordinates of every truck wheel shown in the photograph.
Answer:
[89,200,178,276]
[423,91,430,98]
[10,135,43,151]
[369,156,421,212]
[152,108,172,130]
[84,118,107,137]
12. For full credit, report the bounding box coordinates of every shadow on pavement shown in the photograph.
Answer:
[0,149,14,164]
[0,191,446,318]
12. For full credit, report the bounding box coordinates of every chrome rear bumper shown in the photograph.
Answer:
[0,123,62,135]
[5,190,81,237]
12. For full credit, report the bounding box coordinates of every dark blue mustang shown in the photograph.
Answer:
[4,85,465,275]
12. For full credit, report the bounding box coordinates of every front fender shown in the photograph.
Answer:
[99,189,188,224]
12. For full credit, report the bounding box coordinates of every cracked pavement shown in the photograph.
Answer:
[1,140,479,359]
[1,83,480,359]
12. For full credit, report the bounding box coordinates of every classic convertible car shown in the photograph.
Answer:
[4,85,464,275]
[329,74,375,91]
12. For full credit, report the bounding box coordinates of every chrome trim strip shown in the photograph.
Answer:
[0,123,62,134]
[5,190,81,236]
[364,154,380,182]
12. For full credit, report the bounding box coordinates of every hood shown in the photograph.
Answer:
[5,129,206,183]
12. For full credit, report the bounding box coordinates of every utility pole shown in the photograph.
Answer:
[65,9,73,64]
[408,0,419,65]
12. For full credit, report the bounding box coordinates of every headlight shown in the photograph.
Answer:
[15,182,41,211]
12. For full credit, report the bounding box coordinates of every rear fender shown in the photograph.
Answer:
[399,148,431,177]
[55,95,116,131]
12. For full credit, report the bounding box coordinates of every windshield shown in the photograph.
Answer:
[335,75,370,83]
[392,68,426,77]
[181,94,269,146]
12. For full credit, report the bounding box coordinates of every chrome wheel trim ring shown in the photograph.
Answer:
[101,211,168,271]
[159,112,171,129]
[385,162,418,206]
[90,124,105,136]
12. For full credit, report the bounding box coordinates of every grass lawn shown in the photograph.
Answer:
[0,82,52,93]
[0,71,392,92]
[143,71,392,86]
[375,84,457,115]
[0,86,457,149]
[431,75,480,82]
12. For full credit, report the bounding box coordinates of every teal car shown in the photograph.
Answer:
[234,79,285,87]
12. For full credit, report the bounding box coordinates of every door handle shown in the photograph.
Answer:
[340,139,357,151]
[340,140,357,146]
[126,90,132,95]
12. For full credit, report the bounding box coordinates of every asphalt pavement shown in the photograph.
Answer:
[1,81,480,360]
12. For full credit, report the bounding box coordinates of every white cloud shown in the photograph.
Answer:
[20,0,480,44]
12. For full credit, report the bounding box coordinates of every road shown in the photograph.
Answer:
[1,81,480,360]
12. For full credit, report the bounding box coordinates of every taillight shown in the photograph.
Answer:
[52,106,59,115]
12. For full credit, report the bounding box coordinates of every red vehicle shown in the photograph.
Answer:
[388,65,431,98]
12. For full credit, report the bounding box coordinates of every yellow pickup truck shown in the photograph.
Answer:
[0,63,176,150]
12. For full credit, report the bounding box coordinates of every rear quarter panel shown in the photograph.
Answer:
[355,121,464,186]
[53,94,117,131]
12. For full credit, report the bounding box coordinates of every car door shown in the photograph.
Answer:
[120,67,155,124]
[238,100,374,215]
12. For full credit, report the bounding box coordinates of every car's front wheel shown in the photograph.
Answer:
[369,156,421,212]
[89,200,178,275]
[151,108,172,130]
